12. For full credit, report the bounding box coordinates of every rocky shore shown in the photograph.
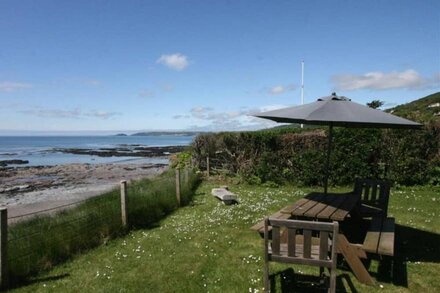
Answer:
[1,162,169,205]
[0,144,186,218]
[1,161,169,220]
[54,145,186,157]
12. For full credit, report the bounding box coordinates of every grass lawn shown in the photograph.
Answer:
[11,179,440,292]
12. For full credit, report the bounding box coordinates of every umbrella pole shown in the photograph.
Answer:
[324,123,333,194]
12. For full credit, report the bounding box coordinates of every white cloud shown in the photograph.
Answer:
[332,69,439,91]
[173,114,190,119]
[267,83,296,95]
[0,81,32,92]
[259,104,288,112]
[19,107,121,120]
[270,85,285,95]
[156,53,189,71]
[85,110,121,119]
[20,108,82,119]
[173,104,288,131]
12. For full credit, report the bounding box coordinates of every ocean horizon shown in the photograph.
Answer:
[0,135,194,167]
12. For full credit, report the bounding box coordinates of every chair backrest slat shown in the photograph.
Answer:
[264,218,339,269]
[272,226,280,255]
[363,185,371,201]
[303,229,312,258]
[264,218,339,293]
[287,228,296,257]
[331,223,339,269]
[319,231,329,260]
[371,183,378,201]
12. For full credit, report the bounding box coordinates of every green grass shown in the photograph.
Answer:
[10,180,440,292]
[8,168,199,286]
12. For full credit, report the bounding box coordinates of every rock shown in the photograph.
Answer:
[55,145,186,158]
[0,159,29,167]
[1,184,31,194]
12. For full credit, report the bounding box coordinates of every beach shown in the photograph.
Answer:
[0,135,194,219]
[1,161,169,219]
[0,135,193,212]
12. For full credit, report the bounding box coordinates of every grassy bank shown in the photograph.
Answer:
[10,179,439,292]
[8,168,199,287]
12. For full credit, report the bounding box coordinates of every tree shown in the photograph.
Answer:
[367,100,384,109]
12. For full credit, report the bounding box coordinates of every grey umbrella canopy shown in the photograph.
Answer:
[255,93,422,193]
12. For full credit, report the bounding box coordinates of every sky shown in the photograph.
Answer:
[0,0,439,134]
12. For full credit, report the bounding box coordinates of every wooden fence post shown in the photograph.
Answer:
[206,156,210,177]
[0,208,8,289]
[176,168,181,206]
[184,166,189,184]
[120,180,128,228]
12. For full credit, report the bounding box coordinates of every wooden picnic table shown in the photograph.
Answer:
[281,192,360,221]
[252,191,376,285]
[282,192,375,285]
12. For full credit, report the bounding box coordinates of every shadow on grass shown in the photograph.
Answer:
[373,223,440,287]
[268,268,358,292]
[268,224,440,291]
[8,273,70,290]
[344,223,440,288]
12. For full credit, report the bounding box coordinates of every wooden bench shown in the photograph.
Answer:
[363,217,395,256]
[251,203,301,235]
[251,211,291,235]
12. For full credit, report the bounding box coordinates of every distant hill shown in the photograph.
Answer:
[386,92,440,123]
[131,131,203,136]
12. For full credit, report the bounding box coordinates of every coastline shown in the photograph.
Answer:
[2,161,169,221]
[0,140,189,219]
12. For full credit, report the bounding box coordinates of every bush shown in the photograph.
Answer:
[192,122,439,186]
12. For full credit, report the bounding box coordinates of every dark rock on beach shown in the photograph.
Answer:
[54,145,186,158]
[0,159,29,167]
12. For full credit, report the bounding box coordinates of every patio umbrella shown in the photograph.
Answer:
[254,93,422,193]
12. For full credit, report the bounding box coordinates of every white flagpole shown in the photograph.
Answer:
[300,60,304,128]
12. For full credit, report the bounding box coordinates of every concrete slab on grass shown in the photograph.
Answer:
[211,187,239,205]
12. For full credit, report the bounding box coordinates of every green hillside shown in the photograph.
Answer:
[387,92,440,123]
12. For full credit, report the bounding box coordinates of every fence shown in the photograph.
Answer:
[199,155,232,178]
[1,167,198,289]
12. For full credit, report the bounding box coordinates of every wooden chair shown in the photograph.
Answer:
[264,218,339,293]
[353,179,391,218]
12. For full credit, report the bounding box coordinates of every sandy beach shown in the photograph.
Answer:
[1,161,168,219]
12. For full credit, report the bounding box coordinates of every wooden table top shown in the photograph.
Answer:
[280,192,360,221]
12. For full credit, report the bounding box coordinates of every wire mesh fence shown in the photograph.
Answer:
[3,167,200,286]
[7,190,121,281]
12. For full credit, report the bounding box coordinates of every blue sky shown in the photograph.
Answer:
[0,0,439,133]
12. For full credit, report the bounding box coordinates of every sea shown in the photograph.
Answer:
[0,135,195,167]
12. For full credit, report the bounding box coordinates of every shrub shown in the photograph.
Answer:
[192,122,439,186]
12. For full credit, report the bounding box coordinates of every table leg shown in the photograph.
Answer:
[337,234,374,285]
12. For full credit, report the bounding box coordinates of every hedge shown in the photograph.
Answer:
[192,122,440,186]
